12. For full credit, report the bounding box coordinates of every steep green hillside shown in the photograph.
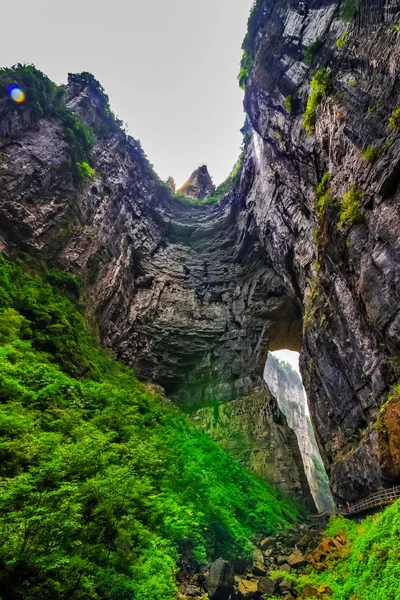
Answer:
[271,500,400,600]
[0,256,302,600]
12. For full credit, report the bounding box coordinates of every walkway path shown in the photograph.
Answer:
[310,485,400,519]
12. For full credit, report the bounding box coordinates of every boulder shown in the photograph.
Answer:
[260,537,274,550]
[252,562,267,576]
[287,549,307,567]
[257,576,276,595]
[253,549,264,564]
[205,559,234,600]
[237,579,258,598]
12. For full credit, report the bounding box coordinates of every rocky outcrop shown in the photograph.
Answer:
[1,0,400,504]
[264,355,333,511]
[178,164,215,199]
[192,391,314,503]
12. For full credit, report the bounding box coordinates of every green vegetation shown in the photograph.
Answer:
[338,183,363,230]
[76,161,96,186]
[315,172,332,217]
[67,72,123,136]
[176,148,246,207]
[0,65,95,185]
[0,255,302,599]
[270,501,400,599]
[284,95,293,114]
[336,31,349,48]
[238,49,255,89]
[238,0,264,88]
[304,262,322,328]
[389,106,400,129]
[304,38,323,64]
[302,69,332,135]
[361,145,379,163]
[341,0,357,20]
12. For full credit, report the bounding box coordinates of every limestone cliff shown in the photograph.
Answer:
[1,0,400,505]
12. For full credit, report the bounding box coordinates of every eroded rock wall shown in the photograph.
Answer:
[239,0,400,502]
[0,76,313,505]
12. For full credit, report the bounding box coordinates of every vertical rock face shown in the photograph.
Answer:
[1,0,400,505]
[264,355,333,511]
[238,0,400,502]
[192,389,315,507]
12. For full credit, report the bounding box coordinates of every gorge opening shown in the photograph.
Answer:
[264,350,333,512]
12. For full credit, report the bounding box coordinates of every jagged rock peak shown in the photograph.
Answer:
[178,164,215,199]
[166,176,176,193]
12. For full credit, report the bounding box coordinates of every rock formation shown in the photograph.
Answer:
[177,164,215,199]
[264,354,333,511]
[1,0,400,505]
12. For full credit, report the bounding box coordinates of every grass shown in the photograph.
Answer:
[389,106,400,129]
[338,184,363,230]
[360,146,379,163]
[302,69,332,135]
[336,31,349,48]
[315,172,332,217]
[0,255,302,600]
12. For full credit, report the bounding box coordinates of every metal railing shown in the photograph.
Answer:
[310,485,400,519]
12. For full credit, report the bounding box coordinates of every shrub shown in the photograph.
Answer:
[389,106,400,129]
[304,38,323,64]
[238,0,264,88]
[284,95,293,113]
[0,255,303,599]
[279,501,400,599]
[361,145,379,163]
[336,31,349,48]
[238,49,254,89]
[338,184,363,229]
[76,161,96,186]
[302,69,331,135]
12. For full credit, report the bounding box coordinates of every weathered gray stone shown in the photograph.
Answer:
[205,559,234,600]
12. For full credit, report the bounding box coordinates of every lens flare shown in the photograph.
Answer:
[8,85,25,103]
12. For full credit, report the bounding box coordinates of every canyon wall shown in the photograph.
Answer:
[1,0,400,504]
[192,354,333,511]
[264,354,333,511]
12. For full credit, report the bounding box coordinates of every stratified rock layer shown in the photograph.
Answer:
[1,0,400,503]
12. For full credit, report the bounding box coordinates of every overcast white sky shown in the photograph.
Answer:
[2,0,253,187]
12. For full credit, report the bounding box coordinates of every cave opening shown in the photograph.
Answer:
[264,350,334,512]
